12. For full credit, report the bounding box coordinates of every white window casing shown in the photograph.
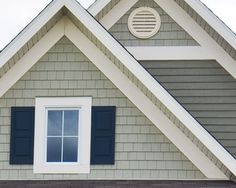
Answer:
[34,97,92,174]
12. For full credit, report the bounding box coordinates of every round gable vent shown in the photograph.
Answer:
[128,7,161,39]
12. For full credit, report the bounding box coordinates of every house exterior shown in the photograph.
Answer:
[0,0,235,187]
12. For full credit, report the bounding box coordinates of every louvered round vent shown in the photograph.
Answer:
[128,7,161,39]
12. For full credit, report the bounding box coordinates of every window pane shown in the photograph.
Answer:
[47,137,62,162]
[47,110,62,136]
[63,137,78,162]
[64,110,79,136]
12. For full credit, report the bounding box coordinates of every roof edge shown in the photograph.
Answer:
[0,0,64,69]
[185,0,236,49]
[88,0,110,16]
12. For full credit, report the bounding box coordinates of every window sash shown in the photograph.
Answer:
[46,108,80,163]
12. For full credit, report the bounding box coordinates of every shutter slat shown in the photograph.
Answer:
[10,107,35,164]
[91,106,116,165]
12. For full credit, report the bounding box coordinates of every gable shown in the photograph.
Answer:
[0,37,205,179]
[109,0,198,47]
[91,0,236,79]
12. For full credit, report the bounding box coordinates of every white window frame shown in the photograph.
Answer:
[34,97,92,174]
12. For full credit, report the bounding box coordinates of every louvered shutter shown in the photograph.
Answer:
[10,107,35,164]
[91,106,116,165]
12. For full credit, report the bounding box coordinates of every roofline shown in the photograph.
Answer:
[184,0,236,49]
[0,0,63,69]
[88,0,110,16]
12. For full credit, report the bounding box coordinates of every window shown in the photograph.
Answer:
[34,97,92,174]
[46,109,79,163]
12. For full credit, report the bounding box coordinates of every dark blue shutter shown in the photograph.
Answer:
[10,107,35,164]
[91,106,116,165]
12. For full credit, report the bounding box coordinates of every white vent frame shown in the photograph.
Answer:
[128,7,161,39]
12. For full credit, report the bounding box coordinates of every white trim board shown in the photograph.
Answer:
[154,0,236,79]
[0,0,235,178]
[126,46,215,60]
[0,18,64,97]
[88,0,111,16]
[99,0,138,29]
[34,97,92,174]
[184,0,236,50]
[0,0,65,69]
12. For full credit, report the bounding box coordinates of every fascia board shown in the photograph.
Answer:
[0,0,65,69]
[88,0,111,16]
[185,0,236,50]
